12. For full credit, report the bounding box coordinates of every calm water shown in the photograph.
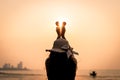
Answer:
[0,70,120,80]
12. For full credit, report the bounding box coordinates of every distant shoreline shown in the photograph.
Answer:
[0,72,42,76]
[0,68,30,71]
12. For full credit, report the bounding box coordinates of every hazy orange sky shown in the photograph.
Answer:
[0,0,120,70]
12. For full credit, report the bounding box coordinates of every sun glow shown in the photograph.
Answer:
[55,17,70,27]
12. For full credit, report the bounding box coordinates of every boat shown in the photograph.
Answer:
[90,71,97,77]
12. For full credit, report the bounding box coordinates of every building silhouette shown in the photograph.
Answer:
[17,61,23,69]
[0,61,28,70]
[3,63,11,69]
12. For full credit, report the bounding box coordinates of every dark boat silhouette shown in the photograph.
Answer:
[90,71,97,77]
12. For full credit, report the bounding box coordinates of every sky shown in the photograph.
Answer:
[0,0,120,70]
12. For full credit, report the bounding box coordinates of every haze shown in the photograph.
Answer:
[0,0,120,70]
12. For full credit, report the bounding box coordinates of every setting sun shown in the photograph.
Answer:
[55,17,69,27]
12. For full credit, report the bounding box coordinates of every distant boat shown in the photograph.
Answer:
[90,71,97,77]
